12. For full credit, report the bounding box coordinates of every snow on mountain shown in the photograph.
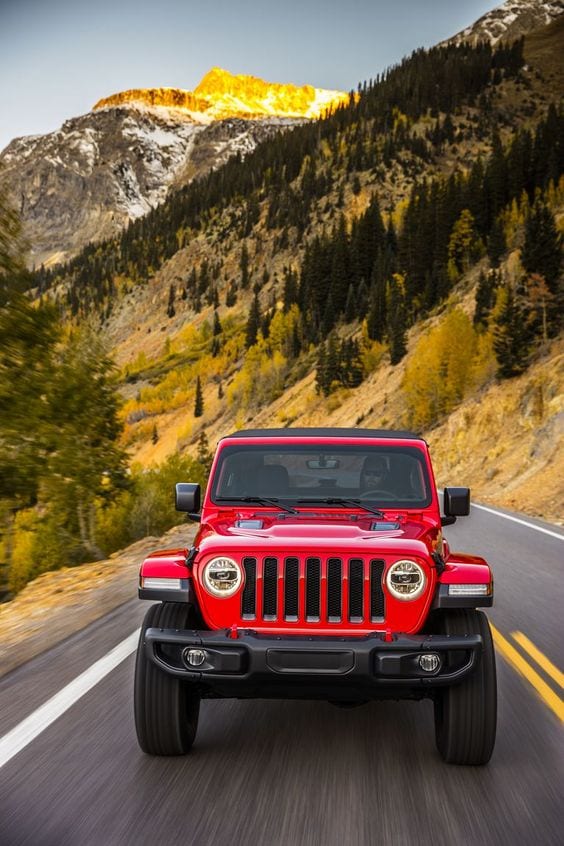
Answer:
[0,106,209,266]
[0,66,343,267]
[445,0,563,46]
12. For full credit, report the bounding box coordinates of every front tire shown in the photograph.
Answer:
[134,602,200,756]
[434,609,497,765]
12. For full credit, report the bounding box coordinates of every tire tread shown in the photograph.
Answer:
[134,602,200,756]
[434,609,497,765]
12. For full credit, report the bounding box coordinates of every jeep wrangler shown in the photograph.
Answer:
[134,429,496,764]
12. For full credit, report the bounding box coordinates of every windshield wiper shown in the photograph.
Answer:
[215,496,298,515]
[296,497,385,518]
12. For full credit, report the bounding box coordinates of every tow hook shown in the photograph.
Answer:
[229,624,239,640]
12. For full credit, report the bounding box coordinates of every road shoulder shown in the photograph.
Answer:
[0,523,197,679]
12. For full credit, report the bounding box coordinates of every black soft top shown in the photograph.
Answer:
[223,428,424,441]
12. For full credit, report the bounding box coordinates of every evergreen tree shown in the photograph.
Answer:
[240,243,250,289]
[344,285,357,322]
[521,199,561,294]
[340,338,363,387]
[194,376,204,418]
[196,431,213,477]
[213,309,222,336]
[387,276,407,365]
[329,215,350,316]
[474,270,500,327]
[315,342,329,395]
[152,424,159,444]
[167,284,175,318]
[245,292,261,348]
[367,273,387,342]
[283,267,298,312]
[487,216,506,268]
[225,281,237,307]
[326,333,341,389]
[492,285,530,378]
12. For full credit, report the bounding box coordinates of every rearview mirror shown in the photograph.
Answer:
[307,457,340,469]
[175,483,201,517]
[443,487,470,518]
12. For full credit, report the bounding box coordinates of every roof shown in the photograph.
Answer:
[223,428,424,441]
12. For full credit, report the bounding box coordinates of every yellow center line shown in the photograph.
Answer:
[511,631,564,690]
[490,623,564,724]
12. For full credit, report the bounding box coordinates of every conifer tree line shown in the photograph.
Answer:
[283,105,562,362]
[34,39,528,314]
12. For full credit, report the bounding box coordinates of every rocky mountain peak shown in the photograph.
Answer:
[93,67,349,122]
[93,87,210,118]
[445,0,563,46]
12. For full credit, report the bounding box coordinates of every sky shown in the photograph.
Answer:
[0,0,498,151]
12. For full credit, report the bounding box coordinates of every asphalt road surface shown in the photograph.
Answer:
[0,503,562,846]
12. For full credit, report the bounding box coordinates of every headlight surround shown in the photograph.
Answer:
[386,559,426,601]
[202,557,243,598]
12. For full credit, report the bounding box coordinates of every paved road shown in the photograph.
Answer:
[0,504,562,846]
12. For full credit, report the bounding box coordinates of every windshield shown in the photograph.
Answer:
[211,444,432,508]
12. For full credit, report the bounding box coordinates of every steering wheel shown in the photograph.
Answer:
[359,489,399,500]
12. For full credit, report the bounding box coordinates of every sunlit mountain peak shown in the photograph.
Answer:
[93,68,349,121]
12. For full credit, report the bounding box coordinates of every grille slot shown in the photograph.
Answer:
[284,557,299,621]
[262,557,278,620]
[370,559,385,621]
[349,558,364,622]
[305,557,321,621]
[327,558,342,622]
[241,557,257,619]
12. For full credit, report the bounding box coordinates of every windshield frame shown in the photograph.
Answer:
[208,440,434,511]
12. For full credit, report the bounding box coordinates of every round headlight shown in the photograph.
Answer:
[386,559,426,601]
[203,557,243,598]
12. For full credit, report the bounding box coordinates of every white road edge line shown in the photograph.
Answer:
[470,503,564,541]
[0,629,140,770]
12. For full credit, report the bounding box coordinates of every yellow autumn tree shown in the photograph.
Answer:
[402,309,492,429]
[447,209,484,282]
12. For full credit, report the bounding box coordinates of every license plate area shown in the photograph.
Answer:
[266,649,354,674]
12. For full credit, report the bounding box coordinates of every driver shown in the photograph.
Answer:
[360,455,389,491]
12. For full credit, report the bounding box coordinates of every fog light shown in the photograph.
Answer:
[419,653,441,673]
[183,648,206,667]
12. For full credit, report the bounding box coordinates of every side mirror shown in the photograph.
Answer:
[442,487,470,524]
[175,483,201,520]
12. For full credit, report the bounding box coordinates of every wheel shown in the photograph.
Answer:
[358,489,399,499]
[433,609,497,765]
[134,602,200,756]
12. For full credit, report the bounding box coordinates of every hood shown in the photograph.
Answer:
[196,513,440,559]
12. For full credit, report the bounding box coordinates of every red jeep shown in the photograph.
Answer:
[135,429,496,765]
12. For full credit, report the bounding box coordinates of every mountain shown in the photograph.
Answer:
[445,0,563,46]
[0,69,348,267]
[94,67,349,121]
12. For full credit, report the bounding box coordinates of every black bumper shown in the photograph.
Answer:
[143,627,483,701]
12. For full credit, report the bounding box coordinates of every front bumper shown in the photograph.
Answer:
[143,627,483,700]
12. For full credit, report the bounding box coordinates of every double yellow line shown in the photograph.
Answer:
[490,624,564,722]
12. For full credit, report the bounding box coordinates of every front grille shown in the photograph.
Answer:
[240,556,385,625]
